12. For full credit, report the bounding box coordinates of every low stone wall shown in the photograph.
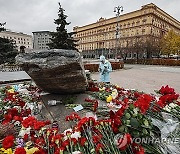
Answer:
[84,62,124,72]
[124,59,180,66]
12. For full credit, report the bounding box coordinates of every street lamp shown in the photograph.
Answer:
[114,5,123,61]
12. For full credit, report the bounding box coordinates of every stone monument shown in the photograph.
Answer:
[16,49,87,94]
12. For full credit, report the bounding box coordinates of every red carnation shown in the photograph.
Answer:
[34,148,46,154]
[132,143,145,154]
[92,135,102,144]
[23,134,29,141]
[2,135,14,149]
[62,139,70,147]
[96,143,104,152]
[14,147,26,154]
[159,85,175,95]
[22,116,36,128]
[93,100,98,112]
[79,137,87,146]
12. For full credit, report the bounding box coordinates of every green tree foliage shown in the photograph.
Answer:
[0,22,6,32]
[160,30,180,56]
[0,23,18,64]
[48,2,77,50]
[143,39,161,58]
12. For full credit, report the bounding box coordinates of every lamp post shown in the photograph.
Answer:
[114,5,123,61]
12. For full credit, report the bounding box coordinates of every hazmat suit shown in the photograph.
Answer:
[99,55,112,83]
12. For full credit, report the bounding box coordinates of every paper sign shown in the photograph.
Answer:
[73,105,83,112]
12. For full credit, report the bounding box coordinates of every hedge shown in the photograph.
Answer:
[124,59,180,66]
[84,62,124,72]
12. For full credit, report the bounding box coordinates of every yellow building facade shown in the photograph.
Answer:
[73,3,180,58]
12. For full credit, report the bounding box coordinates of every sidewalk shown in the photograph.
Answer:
[0,71,31,84]
[92,64,180,94]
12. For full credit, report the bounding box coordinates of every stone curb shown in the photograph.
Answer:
[0,79,32,84]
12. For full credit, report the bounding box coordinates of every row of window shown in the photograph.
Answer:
[78,28,149,43]
[78,37,160,51]
[39,46,49,49]
[38,41,50,43]
[75,17,152,38]
[15,41,30,45]
[34,33,49,37]
[1,36,30,41]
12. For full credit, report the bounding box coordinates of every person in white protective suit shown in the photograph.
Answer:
[98,55,112,83]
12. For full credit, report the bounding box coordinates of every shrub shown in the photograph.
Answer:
[84,62,124,72]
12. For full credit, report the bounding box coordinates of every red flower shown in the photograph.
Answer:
[22,116,36,128]
[89,87,99,92]
[118,133,132,151]
[17,99,26,108]
[34,148,46,154]
[14,147,26,154]
[23,134,29,141]
[92,134,102,144]
[65,112,81,121]
[33,121,46,130]
[84,98,94,102]
[110,110,115,119]
[134,92,141,98]
[132,143,145,154]
[13,115,23,122]
[77,117,95,131]
[71,138,78,145]
[54,147,65,154]
[95,143,104,152]
[159,85,175,95]
[93,100,98,112]
[2,135,14,149]
[79,137,87,146]
[125,133,132,144]
[134,94,152,114]
[62,139,70,147]
[114,117,122,126]
[35,137,45,146]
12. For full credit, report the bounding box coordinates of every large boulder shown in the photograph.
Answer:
[16,49,87,94]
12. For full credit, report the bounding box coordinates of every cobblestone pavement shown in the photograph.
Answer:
[92,64,180,94]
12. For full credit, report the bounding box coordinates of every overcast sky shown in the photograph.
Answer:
[0,0,180,35]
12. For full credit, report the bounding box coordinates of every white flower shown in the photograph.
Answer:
[4,106,10,110]
[169,103,177,108]
[63,128,73,135]
[71,131,81,140]
[26,103,34,111]
[99,87,105,91]
[164,105,171,112]
[72,151,81,154]
[107,102,115,109]
[112,92,118,99]
[112,89,118,93]
[155,96,159,101]
[85,112,97,120]
[18,88,29,94]
[19,127,31,137]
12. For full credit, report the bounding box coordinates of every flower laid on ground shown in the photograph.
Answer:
[0,82,179,153]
